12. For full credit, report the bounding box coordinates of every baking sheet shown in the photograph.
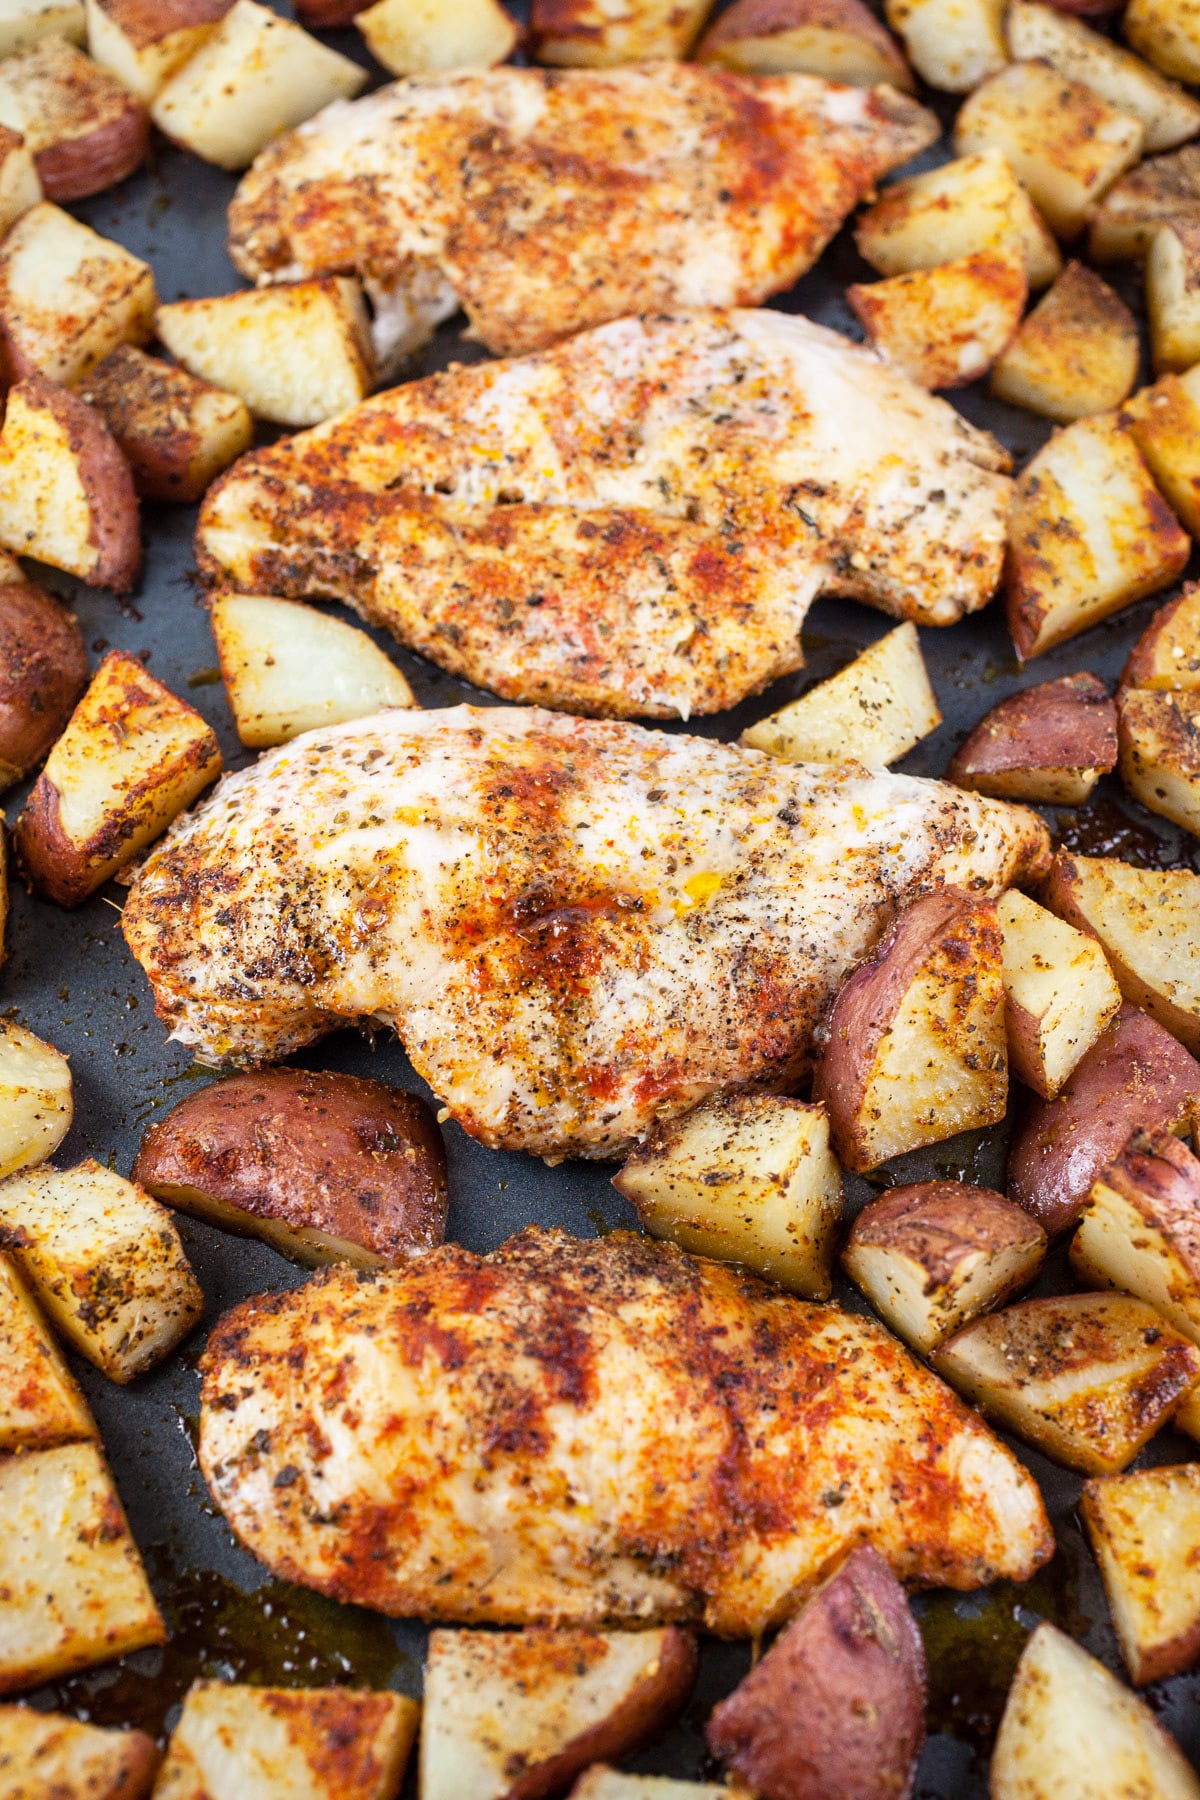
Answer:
[7,16,1200,1793]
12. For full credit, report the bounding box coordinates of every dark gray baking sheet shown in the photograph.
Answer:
[6,14,1200,1795]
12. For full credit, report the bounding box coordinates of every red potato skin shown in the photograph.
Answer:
[1007,1003,1200,1236]
[293,0,367,21]
[706,1544,926,1800]
[0,581,87,784]
[696,0,913,85]
[35,105,149,204]
[97,0,233,50]
[947,674,1117,796]
[846,1181,1046,1279]
[16,374,141,594]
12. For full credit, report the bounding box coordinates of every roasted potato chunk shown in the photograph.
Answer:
[150,0,366,170]
[0,1158,203,1383]
[1072,1127,1200,1345]
[884,0,1004,91]
[155,279,374,429]
[0,1441,165,1695]
[1122,373,1200,536]
[1148,218,1200,372]
[570,1776,727,1799]
[1126,0,1200,84]
[0,202,154,392]
[1091,141,1200,262]
[85,0,234,103]
[948,672,1117,804]
[1007,1003,1200,1233]
[0,1251,95,1452]
[78,346,251,505]
[0,1021,72,1180]
[932,1291,1200,1472]
[531,0,707,64]
[0,0,85,54]
[16,650,221,908]
[848,248,1025,390]
[133,1068,448,1270]
[0,37,147,203]
[991,1622,1200,1798]
[696,0,913,86]
[0,375,140,592]
[0,126,40,241]
[0,578,87,792]
[998,888,1122,1099]
[1082,1463,1200,1684]
[209,592,415,747]
[954,61,1143,239]
[359,0,519,74]
[612,1094,843,1299]
[1120,582,1200,691]
[421,1627,696,1800]
[989,262,1138,422]
[1118,686,1200,837]
[842,1182,1047,1355]
[1007,1,1200,152]
[706,1546,925,1800]
[741,622,939,767]
[155,1683,417,1800]
[0,1705,159,1799]
[813,888,1006,1173]
[855,150,1060,290]
[1005,414,1189,662]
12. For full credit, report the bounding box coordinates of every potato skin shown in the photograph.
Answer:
[16,373,141,594]
[948,673,1116,802]
[697,0,914,86]
[0,581,87,787]
[1007,1003,1200,1235]
[847,1180,1044,1281]
[133,1068,448,1266]
[36,103,148,203]
[706,1543,925,1800]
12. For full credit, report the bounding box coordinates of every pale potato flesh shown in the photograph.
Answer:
[1122,371,1200,538]
[989,260,1138,422]
[1082,1463,1200,1684]
[358,0,518,75]
[741,621,940,767]
[848,248,1025,390]
[1126,0,1200,84]
[1121,580,1200,691]
[0,1019,72,1178]
[0,1252,95,1452]
[0,130,40,240]
[1090,143,1200,263]
[0,201,155,387]
[1071,1130,1200,1347]
[999,887,1122,1097]
[1118,686,1200,836]
[572,1776,728,1800]
[84,0,231,104]
[0,1704,159,1800]
[0,0,84,55]
[1006,0,1200,153]
[884,0,1005,92]
[533,0,710,64]
[1148,219,1200,372]
[854,149,1061,288]
[0,384,106,583]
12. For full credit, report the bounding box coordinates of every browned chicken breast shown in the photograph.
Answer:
[199,1230,1054,1636]
[197,310,1011,719]
[227,64,937,362]
[123,706,1050,1161]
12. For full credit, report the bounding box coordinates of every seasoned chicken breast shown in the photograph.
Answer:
[197,310,1011,719]
[123,706,1050,1161]
[227,64,937,362]
[198,1229,1054,1636]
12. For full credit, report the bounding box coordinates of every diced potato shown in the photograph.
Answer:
[612,1094,843,1299]
[0,569,98,788]
[695,0,913,87]
[0,1252,95,1452]
[1042,852,1200,1052]
[997,888,1122,1099]
[1091,142,1200,262]
[1122,373,1200,536]
[1125,0,1200,84]
[209,592,415,748]
[1072,1127,1200,1345]
[1082,1464,1200,1685]
[1118,686,1200,836]
[854,149,1061,289]
[991,1622,1200,1799]
[154,1682,417,1800]
[1148,219,1200,373]
[0,1021,71,1179]
[740,622,940,767]
[15,650,221,908]
[954,61,1144,239]
[0,0,85,55]
[0,37,147,204]
[531,0,708,64]
[1007,1,1200,153]
[847,248,1025,389]
[155,279,374,430]
[842,1181,1047,1355]
[931,1291,1200,1473]
[0,1705,159,1800]
[1005,414,1190,662]
[150,0,366,171]
[571,1776,729,1800]
[0,202,155,389]
[0,1158,203,1383]
[421,1627,696,1800]
[947,671,1118,804]
[884,0,1005,91]
[1120,582,1200,691]
[989,261,1138,421]
[0,127,40,241]
[359,0,519,75]
[85,0,234,104]
[78,346,251,504]
[0,1441,165,1695]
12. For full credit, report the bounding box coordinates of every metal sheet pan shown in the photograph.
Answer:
[7,16,1200,1793]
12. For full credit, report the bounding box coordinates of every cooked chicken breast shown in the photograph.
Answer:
[198,1229,1054,1636]
[227,64,937,362]
[123,706,1050,1161]
[197,310,1011,719]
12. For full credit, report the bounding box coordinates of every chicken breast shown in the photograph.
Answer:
[196,310,1011,719]
[198,1228,1054,1636]
[227,64,938,363]
[122,706,1050,1161]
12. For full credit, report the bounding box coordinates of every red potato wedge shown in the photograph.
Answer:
[1071,1127,1200,1346]
[1120,583,1200,692]
[0,126,40,242]
[696,0,913,87]
[1148,218,1200,374]
[0,202,156,391]
[0,0,86,54]
[133,1068,448,1270]
[0,579,87,792]
[847,248,1026,390]
[78,346,251,505]
[841,1182,1047,1356]
[998,889,1122,1100]
[741,621,940,768]
[84,0,235,104]
[0,1250,97,1452]
[0,1705,159,1798]
[420,1627,696,1800]
[0,1020,72,1179]
[947,672,1117,805]
[706,1545,925,1800]
[884,0,1005,92]
[531,0,708,64]
[989,262,1139,423]
[1082,1463,1200,1685]
[853,150,1061,290]
[0,374,140,592]
[359,0,521,74]
[1091,142,1200,263]
[1007,1003,1200,1234]
[813,888,1007,1174]
[1118,686,1200,836]
[1125,0,1200,84]
[1120,383,1200,543]
[0,38,147,203]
